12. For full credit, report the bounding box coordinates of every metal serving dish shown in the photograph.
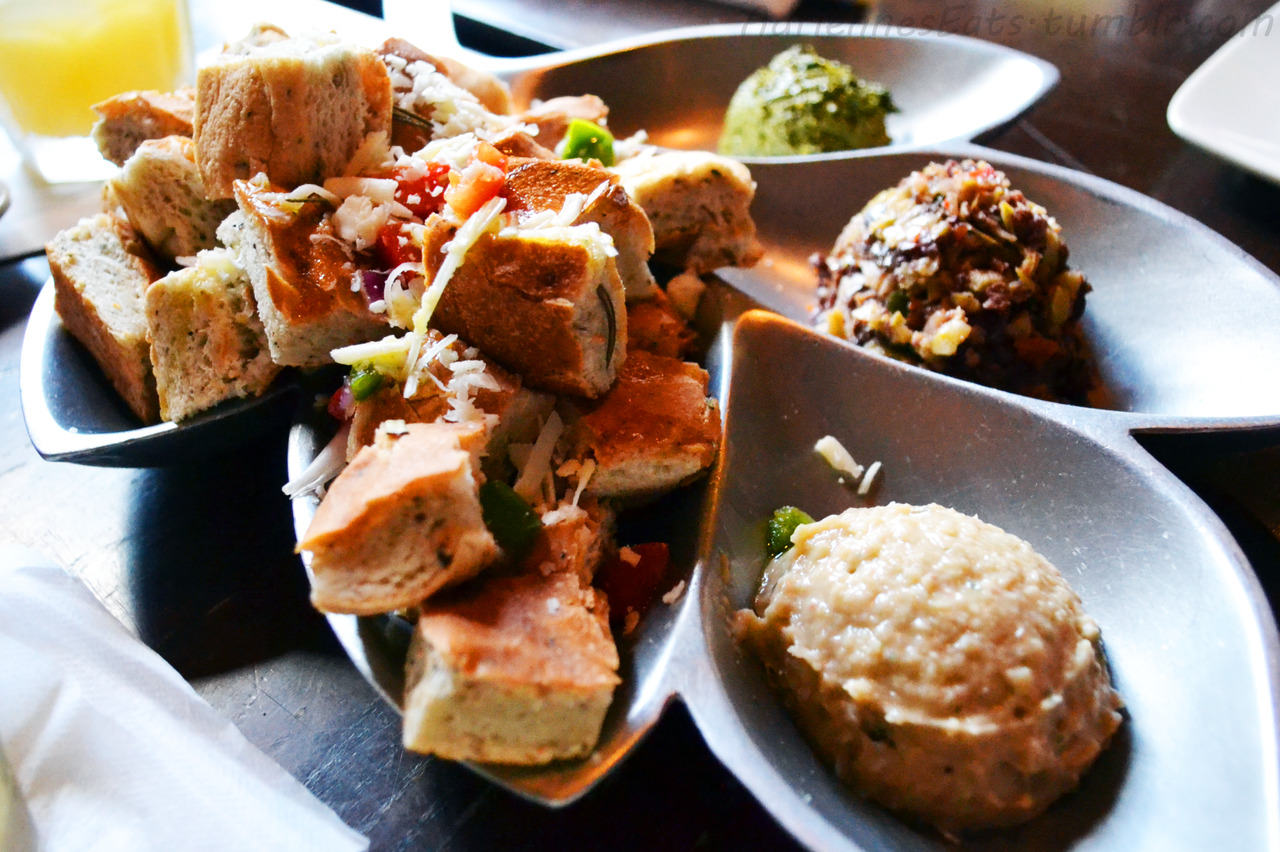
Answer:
[492,24,1058,158]
[289,148,1280,850]
[20,23,1057,466]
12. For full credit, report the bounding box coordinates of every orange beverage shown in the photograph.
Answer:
[0,0,192,182]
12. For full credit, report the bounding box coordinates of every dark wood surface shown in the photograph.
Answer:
[3,1,1279,850]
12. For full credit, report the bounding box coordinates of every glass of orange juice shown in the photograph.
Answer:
[0,0,193,183]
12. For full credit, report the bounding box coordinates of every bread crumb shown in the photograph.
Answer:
[665,270,706,320]
[662,580,686,605]
[618,546,641,567]
[622,610,640,635]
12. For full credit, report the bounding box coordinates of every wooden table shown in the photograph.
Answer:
[2,1,1279,849]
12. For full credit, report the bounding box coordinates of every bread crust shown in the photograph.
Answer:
[195,35,392,198]
[566,349,720,500]
[504,157,657,300]
[223,180,387,367]
[300,421,497,615]
[626,288,698,360]
[47,213,163,423]
[423,218,627,398]
[612,150,762,273]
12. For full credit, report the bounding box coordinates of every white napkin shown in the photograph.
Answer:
[0,545,369,852]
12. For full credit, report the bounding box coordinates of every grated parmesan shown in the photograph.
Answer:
[513,411,564,505]
[814,435,864,480]
[858,460,882,495]
[282,422,352,499]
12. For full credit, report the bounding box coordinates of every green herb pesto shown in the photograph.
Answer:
[719,45,896,157]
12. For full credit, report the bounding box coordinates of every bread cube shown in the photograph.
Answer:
[403,564,619,764]
[145,249,280,421]
[194,32,392,198]
[46,213,163,423]
[612,150,762,273]
[91,88,195,167]
[504,157,657,300]
[422,217,628,398]
[298,421,498,615]
[564,350,720,500]
[110,136,236,262]
[218,179,387,367]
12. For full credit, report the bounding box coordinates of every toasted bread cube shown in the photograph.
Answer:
[504,157,656,300]
[346,331,554,466]
[91,88,195,167]
[612,150,762,273]
[145,249,280,422]
[299,421,498,615]
[565,350,720,500]
[519,95,609,151]
[194,32,392,199]
[109,136,236,262]
[423,218,627,398]
[403,566,619,764]
[528,498,616,586]
[219,179,387,367]
[378,38,508,107]
[347,385,447,461]
[46,213,163,423]
[626,288,698,360]
[488,128,556,160]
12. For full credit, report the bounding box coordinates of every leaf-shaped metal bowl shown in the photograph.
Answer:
[289,150,1280,849]
[489,24,1058,158]
[20,20,1059,466]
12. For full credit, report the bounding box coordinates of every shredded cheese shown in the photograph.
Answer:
[858,460,882,495]
[331,334,412,375]
[282,422,351,499]
[814,435,864,480]
[513,411,564,505]
[406,195,506,377]
[570,459,596,507]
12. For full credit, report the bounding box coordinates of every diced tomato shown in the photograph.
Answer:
[474,140,508,171]
[391,162,451,219]
[445,159,506,219]
[327,383,354,421]
[595,542,672,627]
[374,221,420,269]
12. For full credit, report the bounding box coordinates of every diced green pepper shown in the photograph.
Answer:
[348,367,385,402]
[766,506,814,558]
[561,118,615,167]
[886,290,910,318]
[479,480,542,560]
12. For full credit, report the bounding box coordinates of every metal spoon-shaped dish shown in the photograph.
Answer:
[290,151,1280,849]
[20,19,1058,466]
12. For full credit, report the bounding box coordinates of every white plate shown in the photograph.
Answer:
[1167,2,1280,185]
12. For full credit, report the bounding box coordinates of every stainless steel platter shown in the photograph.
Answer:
[12,8,1280,848]
[490,24,1058,158]
[20,25,1057,465]
[290,149,1280,850]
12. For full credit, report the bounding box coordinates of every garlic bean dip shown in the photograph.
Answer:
[735,503,1123,834]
